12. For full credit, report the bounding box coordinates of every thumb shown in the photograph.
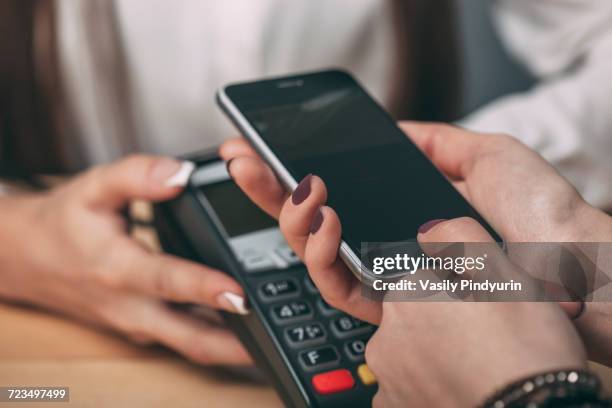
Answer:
[417,217,519,302]
[80,155,195,210]
[416,217,502,296]
[417,218,583,317]
[417,217,495,244]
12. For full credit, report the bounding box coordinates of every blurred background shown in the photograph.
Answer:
[456,0,534,116]
[1,1,612,407]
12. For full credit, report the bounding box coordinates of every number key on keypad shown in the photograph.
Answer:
[331,315,373,338]
[259,279,299,301]
[344,338,367,361]
[285,323,326,347]
[271,301,312,324]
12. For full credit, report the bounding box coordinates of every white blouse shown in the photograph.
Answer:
[56,0,396,162]
[55,0,612,209]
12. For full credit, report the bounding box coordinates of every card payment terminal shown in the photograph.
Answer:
[154,152,377,408]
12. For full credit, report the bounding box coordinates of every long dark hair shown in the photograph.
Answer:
[390,0,462,121]
[0,0,64,180]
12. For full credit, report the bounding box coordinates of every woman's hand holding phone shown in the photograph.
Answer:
[220,123,612,392]
[221,122,609,321]
[221,123,601,406]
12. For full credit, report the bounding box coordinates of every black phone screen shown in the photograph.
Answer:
[226,70,494,256]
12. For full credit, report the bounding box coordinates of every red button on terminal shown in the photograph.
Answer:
[312,369,355,395]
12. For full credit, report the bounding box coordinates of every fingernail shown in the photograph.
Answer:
[225,158,234,178]
[310,208,324,234]
[418,219,446,234]
[563,284,586,320]
[572,300,586,320]
[161,160,195,187]
[292,174,313,205]
[217,292,249,315]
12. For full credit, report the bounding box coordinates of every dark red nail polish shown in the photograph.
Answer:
[418,219,446,234]
[310,208,324,234]
[292,174,313,205]
[564,285,586,320]
[572,300,586,320]
[225,158,234,178]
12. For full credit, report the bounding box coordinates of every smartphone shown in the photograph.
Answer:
[217,69,498,283]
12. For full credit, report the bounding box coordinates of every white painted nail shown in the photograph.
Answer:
[165,161,195,187]
[218,292,249,315]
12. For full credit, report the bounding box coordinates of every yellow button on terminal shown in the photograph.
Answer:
[357,364,377,385]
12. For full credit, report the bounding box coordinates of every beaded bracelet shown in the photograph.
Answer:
[481,369,602,408]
